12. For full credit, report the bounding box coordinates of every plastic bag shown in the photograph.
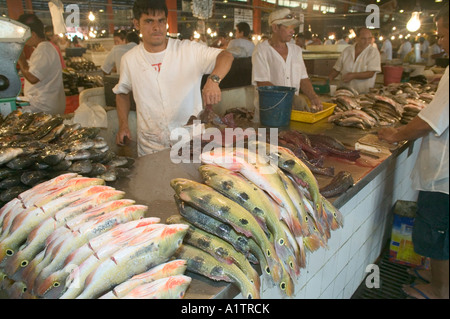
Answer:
[73,101,108,128]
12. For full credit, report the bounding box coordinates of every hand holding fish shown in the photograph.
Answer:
[116,127,132,146]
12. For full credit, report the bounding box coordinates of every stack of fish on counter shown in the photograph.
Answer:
[0,111,134,206]
[0,173,192,299]
[167,143,344,299]
[328,82,436,129]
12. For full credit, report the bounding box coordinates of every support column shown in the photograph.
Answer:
[6,0,24,20]
[24,0,33,14]
[167,0,178,34]
[107,0,114,34]
[253,0,261,35]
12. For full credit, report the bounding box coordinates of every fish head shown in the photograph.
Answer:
[166,275,191,298]
[160,224,189,246]
[35,270,67,297]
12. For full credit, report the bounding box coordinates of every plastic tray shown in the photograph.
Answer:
[291,102,336,123]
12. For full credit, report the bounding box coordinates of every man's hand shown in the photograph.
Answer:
[201,78,222,106]
[116,127,132,146]
[310,95,323,112]
[342,72,354,83]
[377,127,399,143]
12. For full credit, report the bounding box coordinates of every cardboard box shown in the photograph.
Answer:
[389,200,430,269]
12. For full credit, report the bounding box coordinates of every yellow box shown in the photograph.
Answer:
[291,102,336,123]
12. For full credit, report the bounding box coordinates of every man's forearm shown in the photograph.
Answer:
[350,71,376,80]
[116,93,131,129]
[328,68,340,81]
[393,116,433,141]
[210,50,234,79]
[300,78,319,101]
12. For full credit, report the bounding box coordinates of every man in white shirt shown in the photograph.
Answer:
[419,36,430,61]
[17,14,65,115]
[102,31,140,75]
[252,8,322,113]
[226,22,255,58]
[380,36,393,62]
[113,0,233,156]
[397,37,412,60]
[328,27,381,94]
[427,35,445,66]
[378,4,449,299]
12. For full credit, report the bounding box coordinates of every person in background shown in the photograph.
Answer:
[102,31,140,75]
[226,22,255,58]
[303,30,314,46]
[114,30,127,45]
[113,0,233,156]
[44,25,66,69]
[211,32,229,49]
[397,37,412,60]
[295,33,306,50]
[16,14,66,115]
[58,35,70,53]
[71,35,82,47]
[252,8,323,113]
[335,31,349,45]
[419,36,430,61]
[328,27,381,94]
[378,3,449,299]
[427,35,446,66]
[323,36,334,45]
[380,33,393,62]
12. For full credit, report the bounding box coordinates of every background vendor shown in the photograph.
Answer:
[328,27,381,94]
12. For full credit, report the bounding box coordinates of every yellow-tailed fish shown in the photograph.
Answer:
[176,244,260,299]
[321,196,344,230]
[73,224,188,299]
[198,164,300,279]
[100,260,188,299]
[171,178,282,284]
[121,275,192,299]
[167,214,260,289]
[200,148,305,239]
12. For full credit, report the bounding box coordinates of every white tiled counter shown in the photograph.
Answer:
[257,139,421,299]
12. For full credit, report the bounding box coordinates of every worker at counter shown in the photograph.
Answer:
[102,31,140,75]
[378,3,449,299]
[252,8,323,113]
[16,14,66,115]
[328,27,381,94]
[113,0,233,157]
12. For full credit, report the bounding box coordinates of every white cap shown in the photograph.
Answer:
[268,8,299,26]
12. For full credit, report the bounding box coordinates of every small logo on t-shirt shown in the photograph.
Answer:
[152,63,162,72]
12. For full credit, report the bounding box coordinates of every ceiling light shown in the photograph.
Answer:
[406,12,421,32]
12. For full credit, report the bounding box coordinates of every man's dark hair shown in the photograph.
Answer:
[114,30,127,41]
[236,22,251,38]
[434,2,449,29]
[126,31,141,44]
[133,0,168,20]
[18,13,45,39]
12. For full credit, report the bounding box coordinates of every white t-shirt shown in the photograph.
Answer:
[380,39,392,61]
[23,41,65,115]
[411,66,449,194]
[397,41,412,60]
[113,39,221,156]
[252,40,309,94]
[101,42,137,74]
[332,44,381,94]
[427,43,444,66]
[226,38,255,58]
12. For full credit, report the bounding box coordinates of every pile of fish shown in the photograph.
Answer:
[167,143,344,299]
[0,111,134,205]
[0,173,191,299]
[328,83,436,129]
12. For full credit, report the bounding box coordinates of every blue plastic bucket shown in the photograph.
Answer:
[257,86,296,127]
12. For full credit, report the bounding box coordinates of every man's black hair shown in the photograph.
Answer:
[236,22,251,38]
[126,31,141,44]
[114,29,127,40]
[18,13,45,39]
[133,0,168,20]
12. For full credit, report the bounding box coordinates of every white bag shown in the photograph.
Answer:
[73,102,108,128]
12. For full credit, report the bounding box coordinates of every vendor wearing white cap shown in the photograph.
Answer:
[328,27,381,94]
[252,8,323,113]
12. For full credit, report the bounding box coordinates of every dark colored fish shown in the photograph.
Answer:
[319,171,354,198]
[20,170,50,186]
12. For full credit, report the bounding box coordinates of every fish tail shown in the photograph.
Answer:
[302,233,322,252]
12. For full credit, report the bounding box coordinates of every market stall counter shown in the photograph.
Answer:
[110,116,421,299]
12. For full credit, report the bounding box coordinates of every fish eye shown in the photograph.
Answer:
[22,287,27,293]
[247,293,253,299]
[289,261,294,269]
[266,249,271,257]
[280,282,286,290]
[6,249,14,256]
[305,216,308,221]
[278,238,284,246]
[333,212,337,217]
[265,266,271,274]
[179,292,185,298]
[21,260,28,267]
[53,282,60,288]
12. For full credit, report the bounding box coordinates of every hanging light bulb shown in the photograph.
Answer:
[88,11,96,22]
[406,12,421,32]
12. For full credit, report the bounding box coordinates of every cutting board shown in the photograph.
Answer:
[355,134,398,156]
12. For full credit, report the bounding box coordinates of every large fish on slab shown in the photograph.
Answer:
[0,148,24,166]
[171,178,283,285]
[99,259,188,299]
[166,214,261,291]
[198,164,301,280]
[176,244,260,299]
[120,275,191,299]
[72,223,188,299]
[3,187,123,277]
